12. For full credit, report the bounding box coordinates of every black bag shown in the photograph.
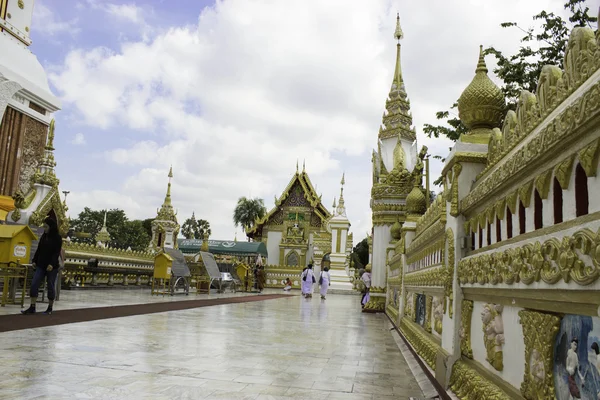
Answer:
[312,275,316,283]
[319,274,323,285]
[303,274,307,281]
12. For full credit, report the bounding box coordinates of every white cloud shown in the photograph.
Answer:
[71,133,86,145]
[104,3,144,24]
[52,0,572,241]
[32,1,79,36]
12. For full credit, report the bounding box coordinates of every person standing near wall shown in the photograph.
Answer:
[21,217,63,315]
[301,264,315,298]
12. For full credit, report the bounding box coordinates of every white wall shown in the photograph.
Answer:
[267,231,282,265]
[470,302,524,391]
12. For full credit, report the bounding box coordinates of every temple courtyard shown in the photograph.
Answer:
[0,291,437,399]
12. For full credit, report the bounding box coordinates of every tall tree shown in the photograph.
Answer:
[423,1,597,149]
[233,197,267,238]
[69,208,150,251]
[181,213,212,239]
[351,237,369,268]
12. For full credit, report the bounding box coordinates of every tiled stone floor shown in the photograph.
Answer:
[0,291,429,399]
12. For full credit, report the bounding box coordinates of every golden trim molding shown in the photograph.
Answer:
[519,310,561,400]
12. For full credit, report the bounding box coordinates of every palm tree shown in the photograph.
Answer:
[233,197,267,240]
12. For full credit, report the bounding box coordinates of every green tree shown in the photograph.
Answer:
[69,208,150,251]
[181,213,212,239]
[351,237,369,268]
[142,218,154,238]
[423,1,597,153]
[233,197,267,239]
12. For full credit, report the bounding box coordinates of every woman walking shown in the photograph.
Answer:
[22,217,63,315]
[301,264,315,298]
[319,266,331,300]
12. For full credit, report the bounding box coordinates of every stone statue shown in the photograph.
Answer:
[481,303,505,371]
[412,145,428,185]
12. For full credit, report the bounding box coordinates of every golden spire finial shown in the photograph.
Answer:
[476,45,488,74]
[340,172,345,186]
[394,13,403,42]
[296,159,299,173]
[332,197,337,208]
[168,165,173,178]
[392,14,404,88]
[302,159,306,172]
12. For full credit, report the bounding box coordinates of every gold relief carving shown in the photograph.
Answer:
[425,295,433,333]
[450,163,462,217]
[404,291,413,318]
[363,295,386,312]
[415,194,446,237]
[516,91,540,137]
[449,360,512,400]
[406,220,444,255]
[481,304,504,371]
[412,293,418,322]
[458,227,600,287]
[563,27,597,89]
[462,78,600,213]
[18,116,47,195]
[29,188,69,236]
[372,213,405,226]
[506,190,519,215]
[518,180,534,208]
[534,169,553,199]
[445,228,455,318]
[460,300,473,359]
[553,155,575,190]
[399,317,439,369]
[432,296,443,334]
[578,138,600,177]
[404,266,445,287]
[371,203,405,212]
[487,128,504,166]
[18,0,24,9]
[495,198,506,220]
[519,310,561,400]
[64,241,154,261]
[502,110,518,148]
[536,65,563,118]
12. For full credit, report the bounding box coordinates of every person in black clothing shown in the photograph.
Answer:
[22,217,63,315]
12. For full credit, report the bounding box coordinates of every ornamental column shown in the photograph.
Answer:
[328,173,354,291]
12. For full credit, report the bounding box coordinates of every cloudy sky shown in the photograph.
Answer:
[30,0,586,241]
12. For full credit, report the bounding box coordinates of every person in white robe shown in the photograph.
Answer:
[319,267,331,299]
[361,268,372,308]
[301,264,315,298]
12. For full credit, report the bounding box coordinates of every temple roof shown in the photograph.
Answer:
[246,165,332,237]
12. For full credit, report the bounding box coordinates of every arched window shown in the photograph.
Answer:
[534,189,543,230]
[470,232,475,251]
[575,163,589,217]
[286,251,299,266]
[487,222,491,246]
[553,177,563,224]
[519,201,526,235]
[496,217,501,242]
[478,227,483,249]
